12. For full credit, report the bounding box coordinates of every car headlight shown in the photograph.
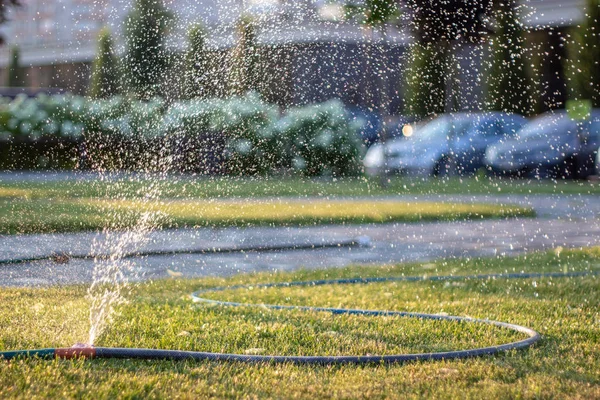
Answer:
[363,144,384,168]
[485,147,498,161]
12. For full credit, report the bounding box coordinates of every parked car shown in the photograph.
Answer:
[485,110,600,179]
[363,112,527,176]
[347,106,382,146]
[596,145,600,176]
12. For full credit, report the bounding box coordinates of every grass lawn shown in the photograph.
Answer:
[1,248,599,398]
[1,175,599,199]
[0,181,535,234]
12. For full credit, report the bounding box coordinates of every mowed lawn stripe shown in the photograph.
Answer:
[84,198,535,227]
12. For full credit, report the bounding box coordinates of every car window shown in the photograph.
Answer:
[464,119,495,138]
[590,118,600,140]
[501,116,527,136]
[450,118,476,136]
[415,117,449,140]
[517,114,576,139]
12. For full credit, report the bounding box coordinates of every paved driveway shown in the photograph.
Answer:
[1,194,598,287]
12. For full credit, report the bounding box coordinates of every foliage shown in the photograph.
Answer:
[403,42,449,119]
[211,93,280,175]
[122,0,173,99]
[7,45,24,87]
[88,28,120,99]
[275,100,363,176]
[344,0,399,26]
[404,0,493,43]
[0,94,86,141]
[229,15,259,96]
[183,24,209,99]
[118,97,166,139]
[0,0,20,45]
[566,0,600,107]
[85,95,130,137]
[484,0,533,114]
[401,0,495,119]
[0,94,363,176]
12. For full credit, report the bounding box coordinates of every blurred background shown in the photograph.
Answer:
[0,0,597,179]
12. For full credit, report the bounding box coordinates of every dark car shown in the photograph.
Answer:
[347,106,382,146]
[364,112,527,176]
[485,110,600,179]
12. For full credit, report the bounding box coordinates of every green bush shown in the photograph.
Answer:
[275,99,363,177]
[0,94,86,142]
[0,94,363,176]
[211,93,281,175]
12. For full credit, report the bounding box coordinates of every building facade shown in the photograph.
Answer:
[0,0,589,113]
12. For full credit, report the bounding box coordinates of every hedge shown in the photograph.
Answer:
[0,93,365,176]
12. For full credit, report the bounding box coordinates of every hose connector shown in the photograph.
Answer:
[55,344,96,359]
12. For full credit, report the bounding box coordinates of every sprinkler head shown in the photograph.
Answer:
[55,344,96,359]
[71,343,92,348]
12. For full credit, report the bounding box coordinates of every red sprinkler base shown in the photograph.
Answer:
[55,344,96,359]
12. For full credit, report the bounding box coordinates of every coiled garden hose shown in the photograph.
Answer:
[1,270,598,364]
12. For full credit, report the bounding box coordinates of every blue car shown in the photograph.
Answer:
[347,107,382,147]
[365,112,527,176]
[485,110,600,179]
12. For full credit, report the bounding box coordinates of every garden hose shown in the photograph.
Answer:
[1,269,598,364]
[0,237,366,266]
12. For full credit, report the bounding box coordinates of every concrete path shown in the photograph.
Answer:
[1,194,598,287]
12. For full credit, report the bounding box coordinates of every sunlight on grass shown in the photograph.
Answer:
[0,187,34,199]
[0,197,534,234]
[0,249,599,398]
[1,176,599,200]
[86,198,534,227]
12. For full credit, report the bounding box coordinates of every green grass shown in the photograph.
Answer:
[0,197,531,234]
[0,180,536,234]
[1,248,599,398]
[1,175,599,199]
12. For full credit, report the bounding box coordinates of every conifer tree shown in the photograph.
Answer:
[184,24,208,99]
[567,0,600,107]
[404,42,449,118]
[88,28,120,98]
[122,0,173,99]
[0,0,21,45]
[229,15,258,96]
[485,0,533,114]
[7,45,24,87]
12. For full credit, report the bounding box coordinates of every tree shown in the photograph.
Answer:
[183,23,208,99]
[0,0,21,45]
[403,0,495,118]
[344,0,399,27]
[484,0,533,114]
[7,45,23,87]
[403,42,450,118]
[344,0,400,184]
[88,28,120,98]
[229,15,258,96]
[344,0,400,108]
[122,0,173,99]
[567,0,600,107]
[404,0,493,44]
